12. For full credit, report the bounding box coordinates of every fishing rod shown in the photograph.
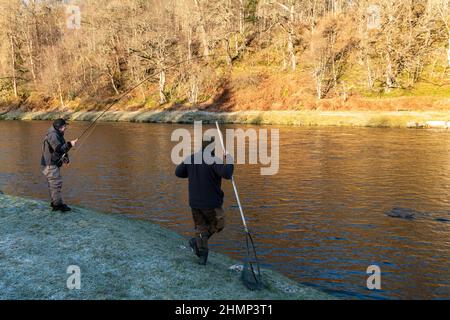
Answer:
[76,54,211,142]
[215,121,263,290]
[61,53,214,160]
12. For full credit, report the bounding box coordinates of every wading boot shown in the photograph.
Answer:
[189,238,200,257]
[60,204,72,212]
[53,203,72,212]
[198,249,209,265]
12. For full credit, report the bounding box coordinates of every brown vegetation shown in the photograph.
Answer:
[0,0,449,113]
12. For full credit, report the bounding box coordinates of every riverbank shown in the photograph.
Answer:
[0,109,449,128]
[0,193,332,300]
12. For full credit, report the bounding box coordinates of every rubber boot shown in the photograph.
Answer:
[189,238,200,257]
[53,203,71,212]
[198,249,209,265]
[198,231,211,265]
[60,204,72,212]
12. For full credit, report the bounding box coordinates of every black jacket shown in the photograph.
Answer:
[175,152,234,209]
[40,125,72,167]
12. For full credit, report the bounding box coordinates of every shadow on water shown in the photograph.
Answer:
[0,121,449,299]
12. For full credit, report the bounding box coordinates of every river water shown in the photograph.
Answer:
[0,120,449,299]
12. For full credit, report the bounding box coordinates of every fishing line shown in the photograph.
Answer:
[66,53,217,159]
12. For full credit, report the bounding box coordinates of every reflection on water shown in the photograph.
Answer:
[0,120,449,299]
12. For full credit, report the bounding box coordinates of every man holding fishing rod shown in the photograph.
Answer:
[175,136,234,265]
[41,119,78,212]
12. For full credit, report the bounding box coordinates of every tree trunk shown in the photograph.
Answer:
[159,70,167,104]
[287,30,296,71]
[287,4,296,71]
[366,56,374,89]
[238,0,244,34]
[224,38,232,66]
[58,81,64,108]
[187,26,193,60]
[108,71,120,95]
[10,34,18,98]
[385,54,393,92]
[314,63,323,99]
[193,0,209,57]
[26,26,37,86]
[189,77,198,105]
[316,79,322,100]
[447,32,450,67]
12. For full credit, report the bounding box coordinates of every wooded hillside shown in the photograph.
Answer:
[0,0,449,111]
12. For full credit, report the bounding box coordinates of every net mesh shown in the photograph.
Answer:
[240,232,264,291]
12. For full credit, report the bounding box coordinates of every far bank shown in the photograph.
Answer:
[0,109,449,128]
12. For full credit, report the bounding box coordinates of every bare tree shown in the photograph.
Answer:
[310,13,358,99]
[0,0,448,109]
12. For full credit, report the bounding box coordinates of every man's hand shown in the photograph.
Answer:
[223,150,232,161]
[70,139,78,147]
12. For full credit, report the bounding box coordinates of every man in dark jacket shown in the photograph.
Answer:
[41,119,78,212]
[175,137,234,265]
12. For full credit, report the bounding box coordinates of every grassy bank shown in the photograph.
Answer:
[0,193,332,300]
[0,109,449,128]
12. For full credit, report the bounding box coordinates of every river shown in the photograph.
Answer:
[0,120,449,299]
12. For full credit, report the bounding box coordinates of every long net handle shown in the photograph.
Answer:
[215,121,249,232]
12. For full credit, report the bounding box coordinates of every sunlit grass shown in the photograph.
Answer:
[1,109,448,128]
